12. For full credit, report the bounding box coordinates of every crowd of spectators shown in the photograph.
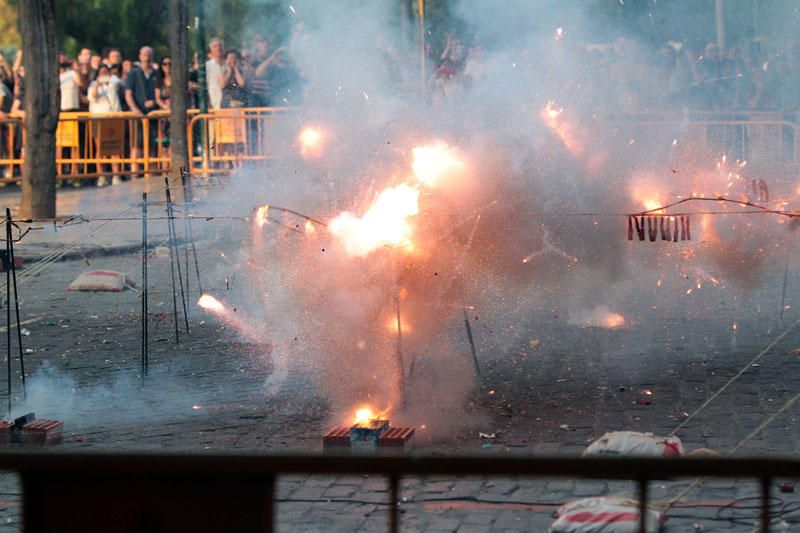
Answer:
[0,33,299,120]
[2,32,800,184]
[583,37,800,112]
[0,35,299,183]
[429,35,800,113]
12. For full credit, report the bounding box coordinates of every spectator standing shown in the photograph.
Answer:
[264,47,299,105]
[188,52,200,108]
[155,56,172,110]
[220,49,247,107]
[0,52,12,93]
[89,64,122,112]
[104,48,122,70]
[90,54,102,80]
[206,38,225,109]
[125,46,159,176]
[0,77,12,177]
[88,64,122,186]
[76,49,93,111]
[155,56,173,153]
[247,36,276,107]
[11,63,24,117]
[59,57,83,112]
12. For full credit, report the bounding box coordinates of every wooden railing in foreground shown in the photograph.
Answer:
[1,451,797,532]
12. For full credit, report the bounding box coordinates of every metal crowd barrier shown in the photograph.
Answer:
[187,107,295,176]
[605,111,800,167]
[0,107,296,183]
[3,451,798,532]
[2,109,799,184]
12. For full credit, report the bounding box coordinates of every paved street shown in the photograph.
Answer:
[0,178,796,530]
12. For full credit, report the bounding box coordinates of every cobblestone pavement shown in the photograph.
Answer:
[0,181,797,530]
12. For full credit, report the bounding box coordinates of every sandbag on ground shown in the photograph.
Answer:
[582,431,683,458]
[549,496,665,532]
[67,271,137,292]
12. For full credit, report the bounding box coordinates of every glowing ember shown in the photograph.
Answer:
[411,142,465,188]
[254,204,270,228]
[603,313,625,329]
[540,101,584,156]
[329,183,420,257]
[298,126,324,158]
[198,294,225,313]
[304,220,316,234]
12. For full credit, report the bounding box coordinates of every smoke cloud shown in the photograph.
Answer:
[195,0,799,437]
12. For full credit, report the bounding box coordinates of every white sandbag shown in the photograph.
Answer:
[582,431,683,458]
[549,496,665,533]
[67,270,136,292]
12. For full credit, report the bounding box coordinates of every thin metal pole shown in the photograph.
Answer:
[5,214,10,416]
[181,169,191,299]
[166,179,190,334]
[760,477,771,533]
[637,479,648,533]
[182,169,204,294]
[142,193,149,377]
[395,271,405,408]
[264,474,275,533]
[780,259,789,319]
[463,307,481,378]
[418,0,426,100]
[389,474,400,533]
[6,209,24,399]
[165,179,181,344]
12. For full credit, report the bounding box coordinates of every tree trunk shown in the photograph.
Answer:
[19,0,59,219]
[169,0,190,198]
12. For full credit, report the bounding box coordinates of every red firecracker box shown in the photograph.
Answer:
[21,419,64,447]
[0,421,11,446]
[378,427,414,451]
[323,427,350,450]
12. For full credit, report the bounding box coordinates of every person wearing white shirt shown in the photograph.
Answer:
[59,61,83,112]
[206,38,225,110]
[89,64,122,186]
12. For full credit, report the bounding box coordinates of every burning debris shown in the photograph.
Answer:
[323,406,414,453]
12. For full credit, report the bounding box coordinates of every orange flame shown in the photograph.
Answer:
[353,404,391,425]
[411,142,465,188]
[540,101,584,156]
[329,183,420,257]
[254,204,270,228]
[354,407,375,424]
[198,294,225,313]
[298,126,324,158]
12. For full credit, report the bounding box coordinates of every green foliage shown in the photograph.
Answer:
[203,0,291,49]
[54,0,168,59]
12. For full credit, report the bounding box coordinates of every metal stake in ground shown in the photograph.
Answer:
[395,290,405,408]
[462,307,481,378]
[181,168,204,295]
[141,193,149,377]
[4,212,10,415]
[164,179,183,343]
[780,259,789,320]
[167,182,190,335]
[181,169,190,299]
[6,209,25,399]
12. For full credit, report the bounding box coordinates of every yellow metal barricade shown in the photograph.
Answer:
[603,112,799,169]
[0,116,23,183]
[55,115,80,149]
[188,107,296,176]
